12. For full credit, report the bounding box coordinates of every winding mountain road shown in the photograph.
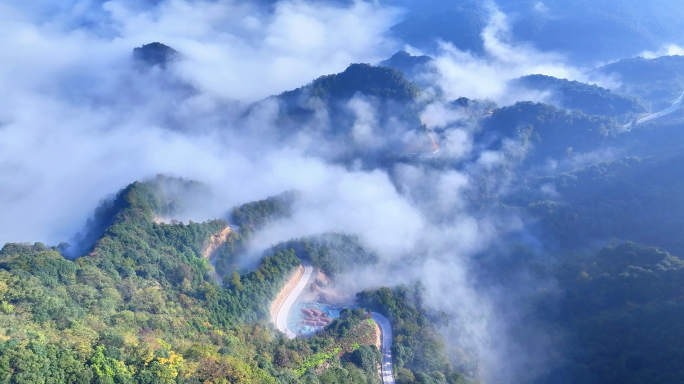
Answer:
[624,89,684,128]
[273,261,395,382]
[372,312,395,384]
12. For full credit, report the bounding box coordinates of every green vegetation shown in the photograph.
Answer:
[267,307,381,383]
[230,190,298,232]
[597,55,684,106]
[484,101,620,163]
[296,308,381,382]
[133,42,180,68]
[0,178,381,383]
[210,190,299,278]
[71,174,212,255]
[276,233,378,278]
[358,284,470,384]
[293,348,342,376]
[511,74,649,117]
[281,64,421,103]
[510,152,684,255]
[349,345,379,374]
[598,55,684,86]
[532,242,684,384]
[379,51,434,81]
[273,63,425,162]
[211,231,248,279]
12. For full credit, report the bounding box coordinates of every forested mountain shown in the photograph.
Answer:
[597,55,684,108]
[0,178,386,383]
[280,63,420,104]
[133,43,180,68]
[230,190,299,231]
[508,152,684,255]
[482,101,620,164]
[268,62,428,164]
[70,175,212,256]
[276,233,379,278]
[510,75,649,117]
[379,51,435,83]
[7,1,684,383]
[380,51,433,75]
[45,48,683,384]
[211,191,299,277]
[598,55,684,87]
[531,242,684,384]
[359,284,466,384]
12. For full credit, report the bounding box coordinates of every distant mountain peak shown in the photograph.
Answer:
[379,50,433,76]
[133,42,180,68]
[281,63,421,103]
[510,74,649,117]
[382,50,433,64]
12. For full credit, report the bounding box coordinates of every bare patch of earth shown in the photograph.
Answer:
[203,225,232,261]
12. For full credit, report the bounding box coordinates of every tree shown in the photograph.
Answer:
[350,345,380,373]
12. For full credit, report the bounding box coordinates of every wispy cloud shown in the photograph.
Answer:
[640,44,684,59]
[418,4,614,105]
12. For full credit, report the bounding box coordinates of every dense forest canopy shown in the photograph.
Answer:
[280,63,421,104]
[529,242,684,384]
[482,101,620,164]
[230,190,299,231]
[70,175,213,256]
[6,53,684,384]
[275,233,378,278]
[598,55,684,86]
[358,284,466,384]
[597,55,684,107]
[0,178,390,383]
[510,74,650,117]
[508,153,684,255]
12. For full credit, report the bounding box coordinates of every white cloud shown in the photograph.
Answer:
[0,0,403,244]
[348,96,379,147]
[104,0,402,101]
[640,44,684,59]
[420,4,610,105]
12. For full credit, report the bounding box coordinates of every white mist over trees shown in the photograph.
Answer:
[2,0,684,383]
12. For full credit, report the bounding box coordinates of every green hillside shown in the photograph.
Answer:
[483,101,619,163]
[531,242,684,384]
[510,153,684,255]
[0,178,384,383]
[597,55,684,107]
